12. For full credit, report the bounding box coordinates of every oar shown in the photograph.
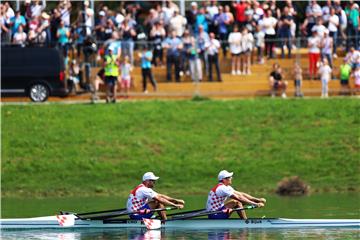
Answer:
[143,205,258,230]
[75,208,127,217]
[161,208,206,218]
[171,205,258,220]
[88,206,178,220]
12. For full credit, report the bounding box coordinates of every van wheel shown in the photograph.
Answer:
[29,83,49,102]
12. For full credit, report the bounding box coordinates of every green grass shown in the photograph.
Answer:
[1,99,359,197]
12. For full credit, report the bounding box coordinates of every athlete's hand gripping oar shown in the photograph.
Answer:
[171,205,259,220]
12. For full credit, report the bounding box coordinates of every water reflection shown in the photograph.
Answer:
[1,228,359,240]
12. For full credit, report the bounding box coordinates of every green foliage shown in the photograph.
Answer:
[1,99,359,197]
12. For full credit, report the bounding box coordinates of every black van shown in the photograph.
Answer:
[1,47,69,102]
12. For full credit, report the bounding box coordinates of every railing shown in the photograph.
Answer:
[2,36,358,99]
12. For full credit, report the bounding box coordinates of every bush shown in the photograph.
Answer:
[276,176,310,196]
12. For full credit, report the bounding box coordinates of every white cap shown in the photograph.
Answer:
[218,170,233,181]
[191,2,197,7]
[99,11,105,16]
[143,172,160,181]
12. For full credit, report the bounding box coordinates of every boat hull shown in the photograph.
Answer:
[1,216,359,230]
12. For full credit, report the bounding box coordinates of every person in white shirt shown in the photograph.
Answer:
[30,0,46,18]
[311,17,326,39]
[263,9,277,59]
[127,172,185,220]
[169,9,187,37]
[206,170,265,219]
[308,30,321,79]
[328,8,339,58]
[254,24,265,64]
[240,27,254,75]
[317,58,332,97]
[12,25,27,45]
[84,0,94,36]
[228,25,242,75]
[205,32,222,82]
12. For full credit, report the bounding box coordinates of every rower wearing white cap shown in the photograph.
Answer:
[206,170,266,219]
[127,172,185,220]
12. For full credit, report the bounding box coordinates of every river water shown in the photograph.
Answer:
[1,193,359,239]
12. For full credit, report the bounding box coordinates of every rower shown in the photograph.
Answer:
[126,172,185,220]
[206,170,266,219]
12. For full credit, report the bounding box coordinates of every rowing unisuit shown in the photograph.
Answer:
[126,172,185,220]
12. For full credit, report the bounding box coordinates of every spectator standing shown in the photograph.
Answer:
[9,10,26,37]
[328,8,339,58]
[197,25,210,76]
[140,45,157,93]
[30,0,46,18]
[150,21,166,66]
[163,30,183,82]
[169,9,187,37]
[186,2,198,33]
[308,30,321,79]
[56,20,70,64]
[311,17,326,40]
[321,30,333,68]
[345,47,360,68]
[253,1,265,22]
[12,25,27,46]
[83,0,94,36]
[346,2,359,50]
[205,32,221,82]
[279,6,293,58]
[120,17,136,65]
[58,0,71,27]
[188,38,202,82]
[0,4,11,43]
[228,25,242,75]
[240,27,254,75]
[68,59,81,93]
[339,58,352,95]
[181,30,192,76]
[104,46,119,103]
[120,55,133,98]
[233,0,248,28]
[293,63,303,97]
[50,8,61,46]
[303,0,322,37]
[94,11,107,41]
[195,8,209,34]
[352,65,360,93]
[269,63,287,98]
[254,24,265,64]
[321,0,332,26]
[317,58,332,98]
[206,0,218,33]
[214,6,231,58]
[103,19,115,41]
[263,9,277,59]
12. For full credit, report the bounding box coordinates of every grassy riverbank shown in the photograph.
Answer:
[1,99,359,197]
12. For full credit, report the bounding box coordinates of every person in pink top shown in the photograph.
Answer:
[206,170,266,219]
[126,172,185,220]
[352,65,360,94]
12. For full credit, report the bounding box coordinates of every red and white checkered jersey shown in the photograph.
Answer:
[206,183,234,211]
[126,184,158,211]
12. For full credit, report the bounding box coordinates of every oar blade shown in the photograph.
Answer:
[143,218,162,230]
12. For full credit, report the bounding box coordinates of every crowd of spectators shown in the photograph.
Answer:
[1,0,360,85]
